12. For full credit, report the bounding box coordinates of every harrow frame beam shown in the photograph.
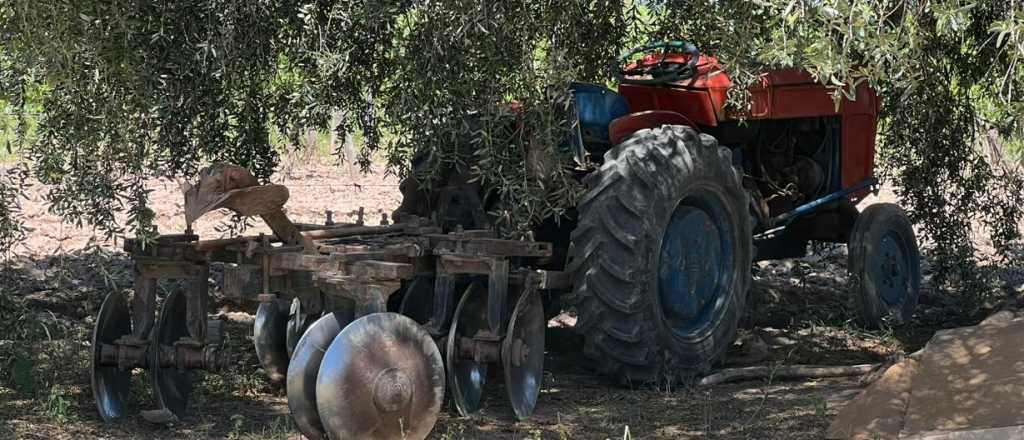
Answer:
[104,210,562,424]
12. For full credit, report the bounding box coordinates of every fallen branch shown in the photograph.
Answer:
[698,363,881,386]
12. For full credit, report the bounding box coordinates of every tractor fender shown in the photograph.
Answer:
[608,110,698,145]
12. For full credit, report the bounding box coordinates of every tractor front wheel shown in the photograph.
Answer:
[848,203,921,327]
[567,125,752,383]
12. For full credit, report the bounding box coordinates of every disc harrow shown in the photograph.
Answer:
[89,164,569,439]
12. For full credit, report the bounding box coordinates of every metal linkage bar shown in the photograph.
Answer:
[755,177,878,241]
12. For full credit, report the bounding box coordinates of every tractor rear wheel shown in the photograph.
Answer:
[566,125,752,383]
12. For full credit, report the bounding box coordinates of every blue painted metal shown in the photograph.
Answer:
[568,82,630,151]
[755,177,878,240]
[874,231,909,306]
[658,199,734,337]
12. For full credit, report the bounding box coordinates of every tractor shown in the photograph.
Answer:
[398,40,921,381]
[89,41,921,439]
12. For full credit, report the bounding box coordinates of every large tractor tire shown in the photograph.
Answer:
[566,125,752,383]
[848,203,921,328]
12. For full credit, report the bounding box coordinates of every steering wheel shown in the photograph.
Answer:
[614,41,701,86]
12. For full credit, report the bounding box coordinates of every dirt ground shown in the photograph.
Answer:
[1,161,1021,440]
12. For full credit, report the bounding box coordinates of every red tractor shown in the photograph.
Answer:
[399,40,922,382]
[559,41,921,380]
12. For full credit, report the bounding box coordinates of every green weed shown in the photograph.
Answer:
[42,386,73,423]
[436,422,465,440]
[814,395,828,419]
[227,414,246,439]
[227,414,293,440]
[0,107,38,164]
[526,427,545,440]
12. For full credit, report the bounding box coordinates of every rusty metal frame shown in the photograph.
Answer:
[115,211,563,379]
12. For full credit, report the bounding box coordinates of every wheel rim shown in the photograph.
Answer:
[873,231,910,307]
[657,195,734,338]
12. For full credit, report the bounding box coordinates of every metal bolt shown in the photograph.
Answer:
[372,367,413,413]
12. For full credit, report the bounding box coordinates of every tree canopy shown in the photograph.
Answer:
[1,0,1022,287]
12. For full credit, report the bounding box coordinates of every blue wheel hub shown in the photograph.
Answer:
[873,231,909,306]
[658,199,733,337]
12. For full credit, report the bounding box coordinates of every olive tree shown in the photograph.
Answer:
[1,0,1022,291]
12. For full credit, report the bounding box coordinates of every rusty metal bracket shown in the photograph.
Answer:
[135,260,207,279]
[97,342,228,372]
[260,210,316,252]
[436,255,510,336]
[426,275,458,337]
[185,264,210,343]
[432,237,552,258]
[222,263,261,299]
[535,269,571,290]
[131,274,156,342]
[314,260,413,318]
[456,336,502,363]
[487,259,510,335]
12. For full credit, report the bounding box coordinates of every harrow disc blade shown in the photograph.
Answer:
[316,313,444,440]
[254,299,289,385]
[446,282,489,416]
[286,297,313,359]
[91,291,133,422]
[502,288,545,420]
[287,311,352,440]
[152,289,193,417]
[398,276,434,325]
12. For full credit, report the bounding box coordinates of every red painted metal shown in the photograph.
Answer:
[616,54,879,194]
[608,111,697,145]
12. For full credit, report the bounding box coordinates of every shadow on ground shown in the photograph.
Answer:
[0,249,289,440]
[1,244,1019,439]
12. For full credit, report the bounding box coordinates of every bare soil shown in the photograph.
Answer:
[1,161,1020,440]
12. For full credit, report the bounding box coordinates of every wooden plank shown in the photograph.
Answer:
[350,261,415,281]
[271,253,340,274]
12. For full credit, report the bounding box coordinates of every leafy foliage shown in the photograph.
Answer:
[0,164,28,256]
[1,1,1022,288]
[646,0,1024,284]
